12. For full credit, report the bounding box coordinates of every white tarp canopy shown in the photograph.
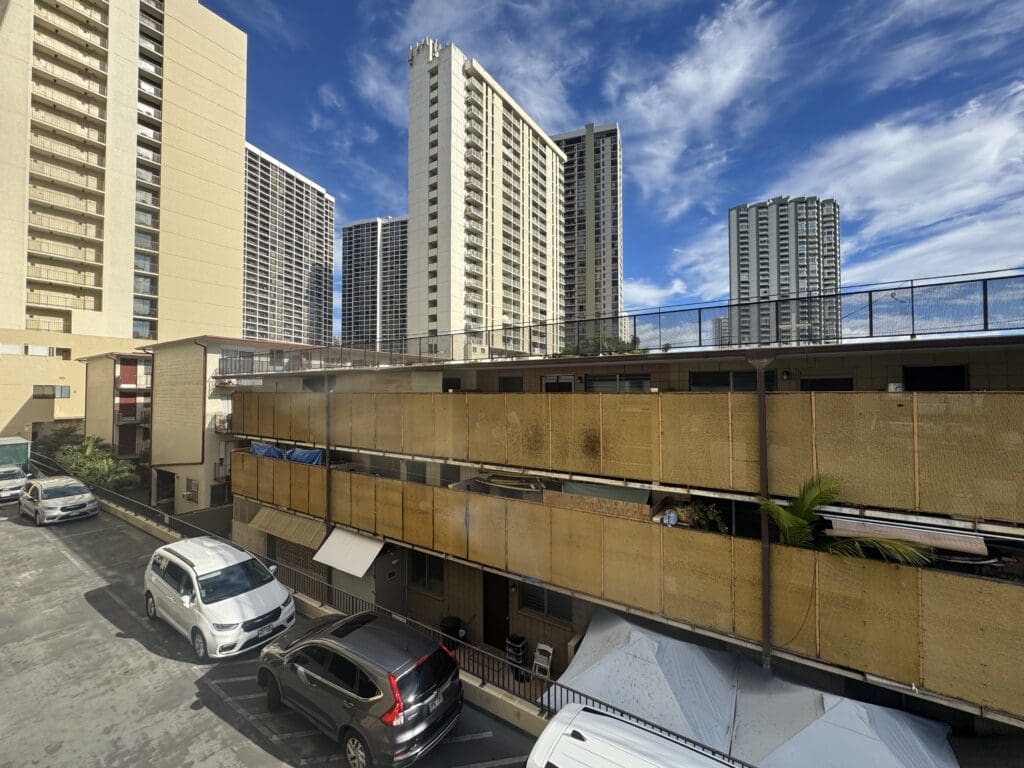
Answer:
[313,527,384,578]
[543,609,959,768]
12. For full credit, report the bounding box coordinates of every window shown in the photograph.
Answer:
[498,376,524,392]
[518,583,572,623]
[689,371,777,392]
[442,377,461,392]
[584,374,651,393]
[293,644,329,670]
[542,375,573,393]
[325,652,358,691]
[800,377,854,392]
[163,561,187,592]
[409,550,444,594]
[32,385,70,399]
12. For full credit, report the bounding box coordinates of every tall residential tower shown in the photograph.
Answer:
[340,216,408,350]
[407,38,565,358]
[552,123,624,344]
[728,196,841,346]
[243,143,335,346]
[0,0,247,437]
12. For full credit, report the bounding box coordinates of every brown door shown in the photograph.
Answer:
[120,360,137,385]
[482,572,510,648]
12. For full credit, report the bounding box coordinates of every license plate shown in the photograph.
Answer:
[258,625,274,639]
[427,695,441,714]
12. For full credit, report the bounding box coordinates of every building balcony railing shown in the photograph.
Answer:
[27,237,100,264]
[115,407,151,425]
[39,0,108,26]
[141,0,165,14]
[32,83,106,121]
[32,30,106,73]
[35,7,107,48]
[31,132,104,167]
[26,291,97,311]
[26,317,69,332]
[31,107,104,144]
[32,57,106,97]
[28,185,101,216]
[230,449,1024,725]
[138,35,163,57]
[26,265,99,288]
[30,158,103,191]
[139,14,163,35]
[115,374,152,389]
[29,212,102,240]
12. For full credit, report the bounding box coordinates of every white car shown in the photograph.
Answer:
[19,476,98,524]
[0,465,29,505]
[144,536,296,661]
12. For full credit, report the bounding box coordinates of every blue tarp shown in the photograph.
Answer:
[250,442,284,459]
[285,448,322,465]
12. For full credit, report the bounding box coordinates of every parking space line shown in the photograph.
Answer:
[51,525,122,540]
[446,731,493,743]
[451,758,528,768]
[211,675,256,684]
[205,680,291,752]
[103,585,159,637]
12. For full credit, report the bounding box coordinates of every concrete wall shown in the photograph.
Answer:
[151,341,204,466]
[83,355,114,444]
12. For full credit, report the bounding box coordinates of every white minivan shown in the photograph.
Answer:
[527,704,746,768]
[144,536,296,661]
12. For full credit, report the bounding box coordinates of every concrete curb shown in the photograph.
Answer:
[100,500,180,545]
[292,595,548,737]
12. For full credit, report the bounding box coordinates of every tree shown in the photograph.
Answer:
[57,437,140,491]
[34,425,84,458]
[759,475,931,565]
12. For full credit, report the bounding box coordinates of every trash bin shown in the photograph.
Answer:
[439,615,466,650]
[505,632,529,682]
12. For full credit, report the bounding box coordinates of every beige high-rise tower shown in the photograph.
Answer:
[407,38,565,358]
[0,0,246,437]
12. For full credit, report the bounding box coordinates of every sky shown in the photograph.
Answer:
[201,0,1024,333]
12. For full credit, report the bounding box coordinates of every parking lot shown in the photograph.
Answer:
[0,502,534,768]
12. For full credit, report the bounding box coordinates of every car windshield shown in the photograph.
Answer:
[0,468,24,480]
[398,647,458,701]
[43,483,89,499]
[197,558,275,604]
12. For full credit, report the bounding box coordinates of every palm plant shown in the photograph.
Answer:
[57,437,139,490]
[759,475,932,565]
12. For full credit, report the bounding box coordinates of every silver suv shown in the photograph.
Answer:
[19,476,97,524]
[144,537,296,661]
[0,465,28,505]
[258,612,463,768]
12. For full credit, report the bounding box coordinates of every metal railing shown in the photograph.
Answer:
[217,273,1024,375]
[28,451,750,767]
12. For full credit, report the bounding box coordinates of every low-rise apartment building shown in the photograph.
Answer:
[220,330,1024,730]
[81,352,152,461]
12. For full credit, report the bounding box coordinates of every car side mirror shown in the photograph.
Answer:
[181,594,193,608]
[269,564,278,575]
[24,473,32,479]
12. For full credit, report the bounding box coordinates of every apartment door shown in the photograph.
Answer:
[120,360,137,386]
[374,548,406,614]
[482,572,510,649]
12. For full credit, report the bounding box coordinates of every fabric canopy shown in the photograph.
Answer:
[249,506,325,550]
[314,527,384,578]
[285,447,322,465]
[543,610,959,768]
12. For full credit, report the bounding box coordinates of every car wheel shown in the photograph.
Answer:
[34,510,41,527]
[191,628,209,662]
[341,730,372,768]
[265,674,283,712]
[145,592,157,621]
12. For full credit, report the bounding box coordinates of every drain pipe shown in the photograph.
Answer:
[749,351,775,671]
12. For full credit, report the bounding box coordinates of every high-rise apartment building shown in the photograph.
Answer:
[0,0,246,437]
[407,38,565,359]
[552,123,624,344]
[243,143,335,346]
[728,196,841,346]
[340,216,408,350]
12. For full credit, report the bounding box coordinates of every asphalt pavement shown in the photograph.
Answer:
[0,500,534,768]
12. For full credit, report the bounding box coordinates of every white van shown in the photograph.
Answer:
[527,703,746,768]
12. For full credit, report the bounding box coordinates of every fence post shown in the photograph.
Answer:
[697,307,703,347]
[982,279,989,331]
[868,291,874,338]
[910,280,916,338]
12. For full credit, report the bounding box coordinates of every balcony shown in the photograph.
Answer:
[32,57,106,97]
[141,0,165,14]
[134,234,158,252]
[35,7,107,49]
[31,106,104,145]
[38,0,108,27]
[28,185,101,216]
[27,237,100,264]
[138,35,163,57]
[138,58,163,78]
[139,14,163,35]
[136,145,161,165]
[136,167,160,186]
[115,407,151,425]
[26,291,97,311]
[32,30,106,73]
[135,210,158,229]
[26,316,68,332]
[31,132,104,167]
[115,374,152,389]
[137,102,161,121]
[135,189,159,208]
[32,83,105,121]
[26,265,99,288]
[29,212,101,240]
[465,203,483,220]
[138,80,162,99]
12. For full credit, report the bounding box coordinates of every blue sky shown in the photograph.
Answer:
[203,0,1024,332]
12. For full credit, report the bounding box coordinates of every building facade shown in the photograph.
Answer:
[728,196,840,346]
[243,143,335,346]
[82,352,151,461]
[0,0,247,437]
[340,216,408,350]
[407,38,565,359]
[552,123,624,346]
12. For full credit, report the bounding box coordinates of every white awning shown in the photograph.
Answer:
[314,527,385,578]
[825,518,988,556]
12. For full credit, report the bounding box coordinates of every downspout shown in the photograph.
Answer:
[324,370,331,536]
[749,351,775,670]
[193,339,208,466]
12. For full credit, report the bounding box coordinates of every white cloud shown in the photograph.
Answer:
[623,277,688,309]
[606,0,789,219]
[219,0,297,48]
[317,83,346,111]
[767,82,1024,252]
[354,52,407,127]
[669,221,731,300]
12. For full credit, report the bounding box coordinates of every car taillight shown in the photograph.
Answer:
[380,673,405,727]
